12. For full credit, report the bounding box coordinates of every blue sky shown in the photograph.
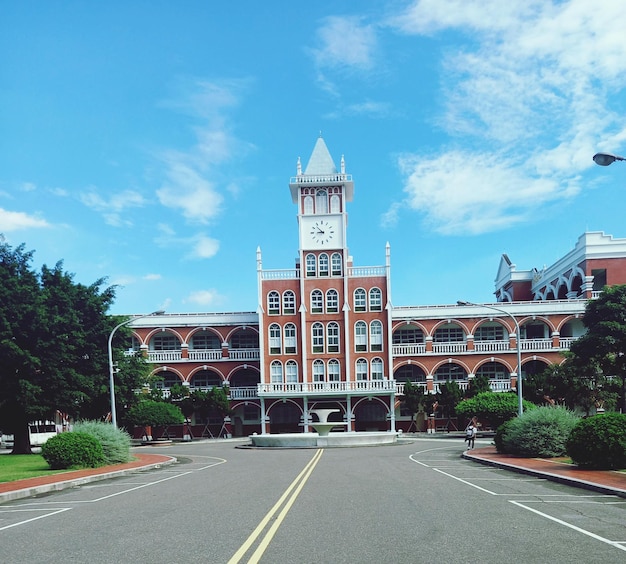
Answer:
[2,0,626,315]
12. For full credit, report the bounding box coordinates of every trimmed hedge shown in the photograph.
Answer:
[495,406,580,457]
[73,420,132,464]
[41,432,105,470]
[566,412,626,470]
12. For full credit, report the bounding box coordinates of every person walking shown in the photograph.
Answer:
[465,421,477,449]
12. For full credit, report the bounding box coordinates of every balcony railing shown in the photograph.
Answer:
[145,348,260,363]
[259,379,396,396]
[395,380,512,395]
[432,342,467,354]
[473,340,510,352]
[520,338,552,351]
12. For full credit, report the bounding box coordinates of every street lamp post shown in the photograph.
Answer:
[457,301,524,417]
[108,310,164,428]
[593,152,625,166]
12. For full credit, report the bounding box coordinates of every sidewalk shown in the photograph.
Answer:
[464,445,626,498]
[0,452,176,503]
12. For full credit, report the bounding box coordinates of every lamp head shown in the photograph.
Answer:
[593,152,625,166]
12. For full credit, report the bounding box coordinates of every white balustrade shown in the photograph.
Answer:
[432,342,467,354]
[187,349,223,361]
[473,340,510,352]
[520,338,552,351]
[392,343,426,356]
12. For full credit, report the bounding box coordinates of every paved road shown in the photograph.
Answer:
[1,438,625,563]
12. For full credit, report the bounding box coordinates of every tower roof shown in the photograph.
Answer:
[304,136,337,175]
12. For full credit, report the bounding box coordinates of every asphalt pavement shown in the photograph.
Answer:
[1,434,625,504]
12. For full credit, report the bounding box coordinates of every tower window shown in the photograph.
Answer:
[312,322,324,353]
[370,320,383,352]
[369,288,382,311]
[319,253,329,276]
[326,289,339,313]
[283,291,296,315]
[306,254,316,277]
[354,288,367,312]
[331,253,342,276]
[355,321,367,352]
[268,291,280,315]
[311,290,323,314]
[316,190,328,214]
[327,322,340,353]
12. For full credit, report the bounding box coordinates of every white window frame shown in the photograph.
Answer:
[354,288,367,312]
[328,359,340,382]
[284,323,297,354]
[311,289,323,314]
[306,254,316,277]
[356,358,368,381]
[319,253,329,277]
[326,289,339,313]
[283,291,296,315]
[269,323,281,354]
[331,253,342,276]
[270,360,283,383]
[355,321,367,352]
[369,288,382,311]
[312,322,324,353]
[370,320,383,352]
[371,357,384,380]
[268,291,280,315]
[313,359,325,382]
[327,322,340,353]
[286,360,298,383]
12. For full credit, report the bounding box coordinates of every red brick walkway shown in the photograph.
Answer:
[0,453,173,495]
[466,446,626,496]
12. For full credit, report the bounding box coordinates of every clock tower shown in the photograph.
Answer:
[290,136,353,253]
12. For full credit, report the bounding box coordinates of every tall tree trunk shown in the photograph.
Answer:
[11,417,32,455]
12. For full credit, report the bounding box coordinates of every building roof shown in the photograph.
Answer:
[304,136,337,175]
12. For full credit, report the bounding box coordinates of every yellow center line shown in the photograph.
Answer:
[227,449,324,564]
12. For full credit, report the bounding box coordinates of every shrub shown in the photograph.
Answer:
[41,432,105,470]
[73,420,132,464]
[496,406,580,457]
[494,419,514,453]
[566,412,626,470]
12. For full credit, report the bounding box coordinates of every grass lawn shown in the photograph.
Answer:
[0,454,72,483]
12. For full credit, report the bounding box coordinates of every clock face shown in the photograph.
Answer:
[309,219,335,245]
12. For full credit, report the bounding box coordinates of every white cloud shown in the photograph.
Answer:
[397,150,577,235]
[143,273,162,281]
[0,207,50,231]
[155,79,253,227]
[386,0,626,234]
[156,160,223,224]
[185,289,223,307]
[191,235,219,259]
[312,16,377,70]
[80,189,146,227]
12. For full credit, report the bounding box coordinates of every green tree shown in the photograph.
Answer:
[0,241,117,454]
[465,374,491,398]
[127,400,185,437]
[456,392,535,428]
[569,285,626,413]
[400,380,426,432]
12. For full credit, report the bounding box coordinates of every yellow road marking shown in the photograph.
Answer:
[227,449,324,564]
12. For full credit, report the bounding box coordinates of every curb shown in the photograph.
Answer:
[0,455,177,504]
[462,451,626,499]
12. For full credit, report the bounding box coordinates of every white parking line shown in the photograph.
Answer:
[0,507,71,531]
[510,500,626,552]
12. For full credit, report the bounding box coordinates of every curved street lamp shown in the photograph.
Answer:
[593,152,625,166]
[457,301,524,417]
[108,310,165,428]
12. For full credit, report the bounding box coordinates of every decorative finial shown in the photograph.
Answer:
[340,154,345,174]
[319,130,322,138]
[297,156,302,175]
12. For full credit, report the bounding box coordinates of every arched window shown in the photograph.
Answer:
[371,358,384,380]
[370,320,383,352]
[284,323,296,354]
[269,323,281,354]
[190,330,221,350]
[328,359,340,382]
[326,289,339,313]
[475,323,505,341]
[285,360,298,383]
[356,358,368,381]
[355,321,367,352]
[151,332,181,351]
[316,190,328,214]
[311,289,323,314]
[476,361,509,380]
[270,360,283,383]
[283,291,296,315]
[313,359,325,382]
[331,253,342,276]
[434,364,467,381]
[154,371,182,389]
[327,322,340,353]
[267,291,280,315]
[306,254,316,277]
[312,322,324,353]
[330,194,340,213]
[369,288,382,311]
[354,288,366,312]
[319,253,329,277]
[303,195,314,215]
